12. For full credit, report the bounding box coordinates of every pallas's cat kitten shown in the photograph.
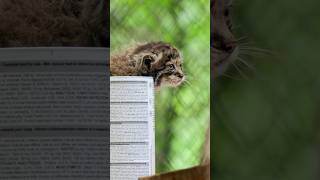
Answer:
[111,42,185,89]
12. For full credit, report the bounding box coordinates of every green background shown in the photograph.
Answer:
[213,0,320,179]
[111,0,210,173]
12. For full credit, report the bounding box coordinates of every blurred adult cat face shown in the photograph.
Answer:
[0,0,108,47]
[211,0,239,78]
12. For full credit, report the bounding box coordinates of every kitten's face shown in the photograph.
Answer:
[211,0,239,77]
[157,56,184,88]
[133,42,185,89]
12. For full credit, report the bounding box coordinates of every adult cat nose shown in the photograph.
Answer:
[223,41,236,53]
[212,33,236,53]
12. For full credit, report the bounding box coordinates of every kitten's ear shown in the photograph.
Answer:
[143,55,155,71]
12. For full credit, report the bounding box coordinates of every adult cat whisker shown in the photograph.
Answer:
[239,50,262,56]
[240,50,272,58]
[239,46,274,58]
[221,72,242,80]
[231,61,249,80]
[238,42,251,46]
[231,25,241,31]
[240,47,271,53]
[237,57,256,72]
[240,46,273,54]
[236,36,248,43]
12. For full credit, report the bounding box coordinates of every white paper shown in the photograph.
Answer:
[110,76,155,180]
[0,47,109,180]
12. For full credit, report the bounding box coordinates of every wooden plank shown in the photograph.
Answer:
[139,165,210,180]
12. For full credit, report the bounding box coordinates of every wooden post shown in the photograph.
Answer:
[139,164,210,180]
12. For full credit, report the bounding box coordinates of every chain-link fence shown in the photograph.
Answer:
[111,0,210,173]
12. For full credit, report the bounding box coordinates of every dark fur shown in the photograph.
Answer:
[0,0,108,47]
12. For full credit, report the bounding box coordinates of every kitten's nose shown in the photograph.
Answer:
[176,73,184,79]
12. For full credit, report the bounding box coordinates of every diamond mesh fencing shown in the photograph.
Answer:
[110,0,210,173]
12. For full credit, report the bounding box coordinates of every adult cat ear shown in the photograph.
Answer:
[143,55,155,71]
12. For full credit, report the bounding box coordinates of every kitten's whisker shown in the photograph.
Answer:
[182,79,192,87]
[185,80,192,86]
[184,74,193,81]
[181,74,192,87]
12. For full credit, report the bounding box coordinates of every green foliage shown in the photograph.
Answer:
[111,0,210,173]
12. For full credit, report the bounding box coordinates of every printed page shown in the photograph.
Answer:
[110,76,155,180]
[0,47,109,180]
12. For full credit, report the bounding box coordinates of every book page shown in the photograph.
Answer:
[0,47,109,180]
[110,76,155,180]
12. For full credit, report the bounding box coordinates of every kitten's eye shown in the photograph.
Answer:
[168,64,175,69]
